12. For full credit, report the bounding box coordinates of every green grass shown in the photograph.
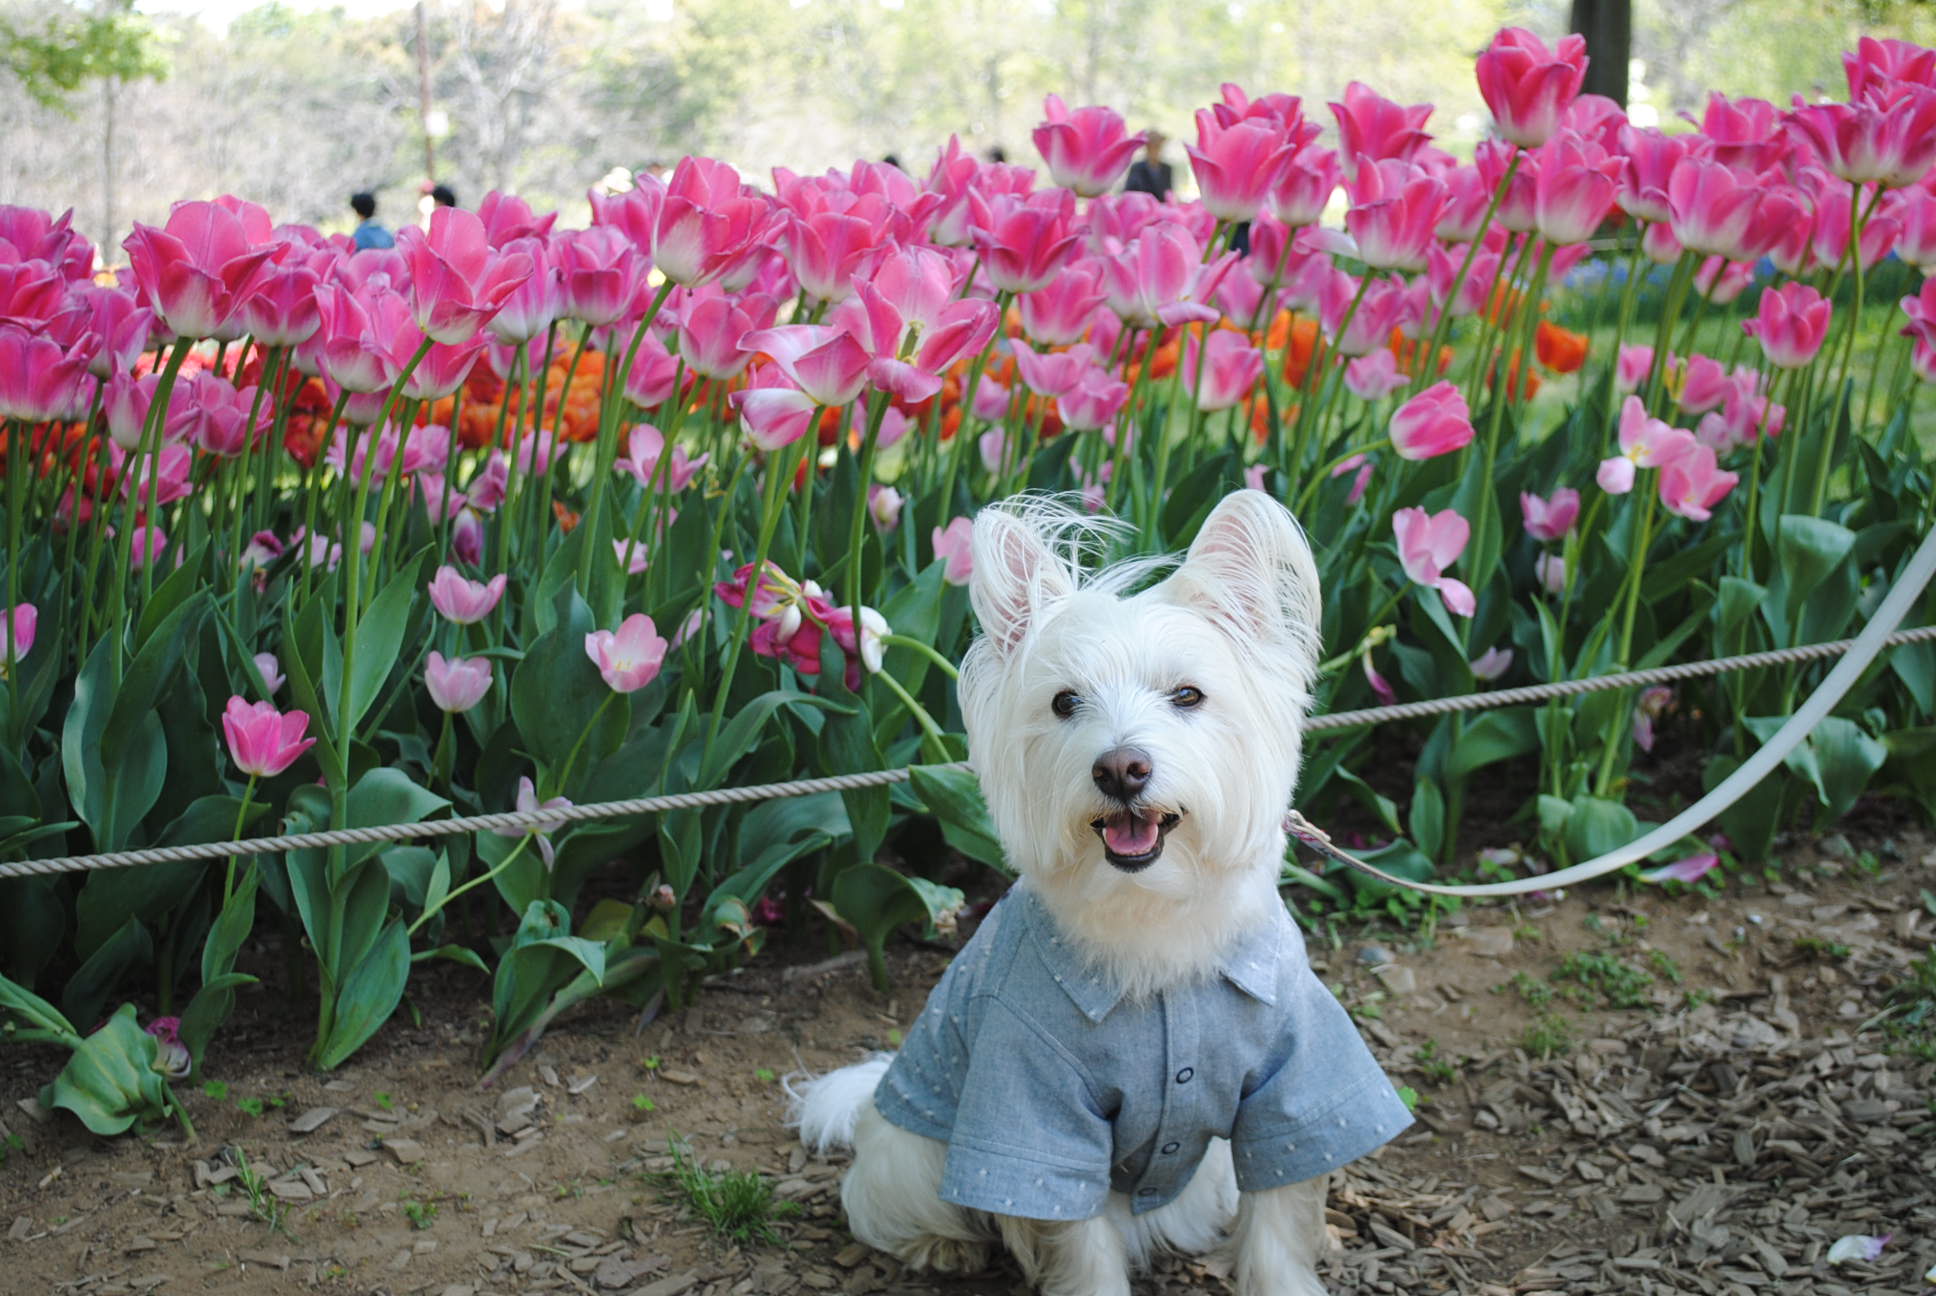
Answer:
[1552,950,1655,1010]
[1881,946,1936,1062]
[1522,1013,1574,1060]
[662,1140,799,1247]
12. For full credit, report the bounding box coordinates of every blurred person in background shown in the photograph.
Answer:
[1123,127,1173,199]
[349,191,394,249]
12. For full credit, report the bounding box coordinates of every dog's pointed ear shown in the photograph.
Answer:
[1163,489,1322,655]
[970,504,1078,653]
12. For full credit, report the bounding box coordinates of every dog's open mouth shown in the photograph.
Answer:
[1091,809,1183,871]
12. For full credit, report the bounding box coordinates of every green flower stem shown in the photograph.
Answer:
[873,668,951,764]
[1814,186,1874,520]
[1477,242,1554,494]
[701,433,809,775]
[109,338,192,675]
[294,388,350,610]
[1642,251,1698,410]
[409,835,532,937]
[363,396,423,618]
[222,774,260,906]
[224,345,281,580]
[845,393,892,626]
[3,417,22,705]
[553,691,617,797]
[880,632,960,679]
[579,281,679,588]
[1593,484,1659,796]
[1413,148,1521,399]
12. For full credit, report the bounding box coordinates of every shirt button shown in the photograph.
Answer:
[1160,1141,1180,1155]
[1175,1067,1193,1084]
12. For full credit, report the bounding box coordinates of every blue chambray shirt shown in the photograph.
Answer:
[874,883,1413,1221]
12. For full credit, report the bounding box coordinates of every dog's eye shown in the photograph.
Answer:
[1051,690,1081,719]
[1171,686,1205,710]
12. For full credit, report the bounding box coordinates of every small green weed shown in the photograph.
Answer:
[631,1093,657,1113]
[400,1195,437,1230]
[0,1131,22,1165]
[1794,936,1852,962]
[1396,1086,1420,1112]
[753,1068,776,1084]
[1522,1013,1573,1059]
[1881,946,1936,1061]
[662,1140,800,1246]
[1646,950,1684,984]
[201,1080,230,1101]
[1414,1039,1458,1086]
[232,1149,286,1233]
[375,1091,396,1112]
[1552,951,1654,1010]
[1504,971,1553,1008]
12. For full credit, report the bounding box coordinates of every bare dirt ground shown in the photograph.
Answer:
[3,827,1933,1296]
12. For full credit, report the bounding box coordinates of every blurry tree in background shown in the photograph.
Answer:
[2,0,1934,258]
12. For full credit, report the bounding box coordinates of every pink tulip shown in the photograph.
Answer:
[619,326,686,410]
[176,372,268,457]
[1599,396,1695,494]
[1616,127,1690,224]
[647,156,778,287]
[0,205,94,280]
[676,286,778,380]
[1520,487,1580,540]
[1657,442,1738,522]
[616,423,708,492]
[1475,27,1588,149]
[732,365,817,451]
[1691,255,1754,306]
[1534,551,1567,594]
[1615,343,1654,393]
[1344,350,1408,400]
[239,260,322,348]
[831,253,1000,402]
[1187,112,1299,222]
[1100,223,1233,328]
[613,538,651,575]
[2,603,35,666]
[1320,272,1411,357]
[1017,261,1107,348]
[1426,241,1500,320]
[252,652,284,696]
[1634,683,1677,751]
[486,236,564,344]
[1267,145,1343,228]
[554,227,651,327]
[1787,87,1936,189]
[972,189,1083,293]
[868,484,902,532]
[425,651,492,713]
[738,325,871,407]
[1809,175,1902,272]
[1388,382,1473,460]
[1393,506,1476,617]
[1011,343,1095,399]
[1667,159,1763,259]
[1032,95,1145,197]
[1345,160,1448,272]
[1181,329,1263,411]
[1884,185,1936,270]
[427,566,507,625]
[495,776,571,870]
[1640,852,1718,885]
[932,517,974,585]
[1328,82,1434,171]
[68,284,156,379]
[313,282,418,394]
[1745,282,1832,369]
[144,1016,190,1079]
[585,613,669,694]
[0,324,95,423]
[1055,364,1132,431]
[0,257,68,330]
[476,190,557,246]
[221,695,317,778]
[1470,646,1515,681]
[398,206,538,339]
[1676,354,1733,415]
[120,445,193,507]
[1362,652,1398,705]
[123,200,278,339]
[1845,36,1936,99]
[1532,132,1617,245]
[1696,93,1788,172]
[784,204,897,304]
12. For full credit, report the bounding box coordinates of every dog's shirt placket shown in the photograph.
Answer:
[873,882,1415,1222]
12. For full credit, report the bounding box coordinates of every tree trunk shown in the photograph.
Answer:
[1568,0,1631,107]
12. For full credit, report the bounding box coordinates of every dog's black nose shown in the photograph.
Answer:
[1092,746,1152,801]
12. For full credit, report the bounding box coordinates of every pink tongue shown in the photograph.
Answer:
[1103,812,1160,855]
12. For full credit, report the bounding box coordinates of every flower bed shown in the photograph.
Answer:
[2,30,1935,1130]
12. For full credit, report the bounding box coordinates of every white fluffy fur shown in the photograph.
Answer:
[791,490,1339,1294]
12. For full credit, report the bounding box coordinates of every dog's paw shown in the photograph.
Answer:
[899,1236,991,1275]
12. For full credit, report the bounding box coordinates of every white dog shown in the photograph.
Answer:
[791,490,1412,1296]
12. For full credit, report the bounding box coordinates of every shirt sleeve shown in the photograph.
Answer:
[1228,970,1414,1192]
[937,998,1114,1221]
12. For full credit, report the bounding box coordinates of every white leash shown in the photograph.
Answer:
[1287,521,1936,898]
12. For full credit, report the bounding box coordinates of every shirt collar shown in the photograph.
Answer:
[1014,883,1283,1023]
